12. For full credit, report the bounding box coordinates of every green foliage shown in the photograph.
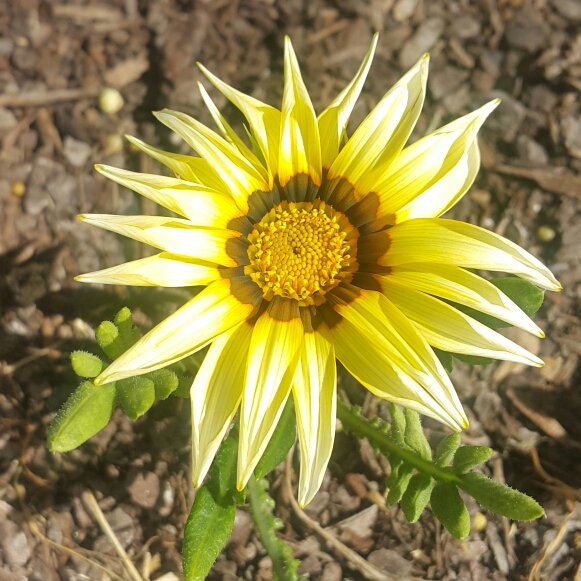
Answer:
[183,433,240,581]
[439,276,545,371]
[48,381,117,452]
[149,369,179,400]
[336,401,544,539]
[247,475,305,581]
[117,376,156,420]
[70,351,105,378]
[254,398,297,479]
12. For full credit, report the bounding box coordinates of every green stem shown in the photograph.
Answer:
[336,400,462,484]
[247,475,295,581]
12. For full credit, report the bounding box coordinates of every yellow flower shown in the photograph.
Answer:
[79,35,560,506]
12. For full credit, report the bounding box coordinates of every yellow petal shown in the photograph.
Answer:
[318,34,378,169]
[124,134,224,188]
[379,218,562,291]
[278,37,322,188]
[328,286,467,430]
[198,82,265,172]
[198,62,281,179]
[95,165,249,229]
[78,214,246,267]
[368,100,499,225]
[386,263,544,337]
[381,278,544,366]
[237,297,304,489]
[327,54,429,198]
[75,252,219,287]
[95,276,262,384]
[292,324,336,507]
[191,321,252,487]
[154,109,269,213]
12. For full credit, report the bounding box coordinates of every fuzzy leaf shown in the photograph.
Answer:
[401,472,434,523]
[386,461,414,505]
[430,482,470,539]
[452,446,493,474]
[491,277,545,317]
[404,409,431,460]
[254,398,296,479]
[454,353,495,366]
[433,348,454,373]
[149,369,179,400]
[95,321,124,360]
[48,381,117,452]
[114,307,141,351]
[70,351,105,378]
[458,472,544,521]
[389,403,406,447]
[435,433,461,467]
[117,376,155,420]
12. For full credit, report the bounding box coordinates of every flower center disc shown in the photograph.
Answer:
[245,200,358,306]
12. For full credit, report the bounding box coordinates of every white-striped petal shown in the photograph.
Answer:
[292,324,336,507]
[237,297,304,489]
[191,322,252,486]
[75,252,219,287]
[95,276,262,384]
[79,214,245,267]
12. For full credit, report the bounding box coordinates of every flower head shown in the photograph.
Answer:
[79,35,560,506]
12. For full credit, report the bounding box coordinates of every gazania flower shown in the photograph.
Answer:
[80,35,560,506]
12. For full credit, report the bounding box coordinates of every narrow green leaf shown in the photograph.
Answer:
[433,348,454,373]
[386,462,414,505]
[389,403,406,447]
[430,482,470,540]
[404,409,431,461]
[458,472,544,521]
[254,398,296,479]
[117,376,155,420]
[435,433,461,467]
[452,446,493,474]
[208,431,242,502]
[70,351,105,378]
[48,381,117,452]
[491,277,544,317]
[95,321,124,360]
[182,487,236,581]
[401,472,433,523]
[149,369,179,400]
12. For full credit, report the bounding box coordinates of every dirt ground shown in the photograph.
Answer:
[1,0,581,580]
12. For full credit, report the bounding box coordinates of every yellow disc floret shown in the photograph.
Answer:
[246,200,358,306]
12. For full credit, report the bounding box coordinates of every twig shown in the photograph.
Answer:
[0,342,63,376]
[85,491,145,581]
[283,454,424,581]
[0,88,99,108]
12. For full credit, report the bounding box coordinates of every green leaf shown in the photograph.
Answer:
[453,353,495,366]
[182,430,241,581]
[182,487,236,581]
[452,446,493,474]
[435,433,461,467]
[248,475,305,581]
[48,381,117,452]
[404,409,431,461]
[149,369,179,400]
[254,398,296,479]
[401,473,434,523]
[491,277,544,317]
[386,461,414,505]
[70,351,105,378]
[114,307,141,351]
[430,482,470,539]
[116,376,155,420]
[389,403,406,447]
[434,348,454,373]
[458,472,544,521]
[95,321,124,360]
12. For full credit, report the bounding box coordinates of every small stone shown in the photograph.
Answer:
[428,65,470,99]
[561,115,581,157]
[392,0,419,22]
[127,471,160,508]
[399,18,445,69]
[11,46,37,71]
[505,7,547,52]
[63,136,92,168]
[297,554,322,577]
[0,107,17,133]
[473,511,488,531]
[368,548,413,576]
[0,520,31,567]
[93,507,134,552]
[551,0,581,21]
[516,135,549,166]
[451,15,481,39]
[320,562,342,581]
[99,88,124,114]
